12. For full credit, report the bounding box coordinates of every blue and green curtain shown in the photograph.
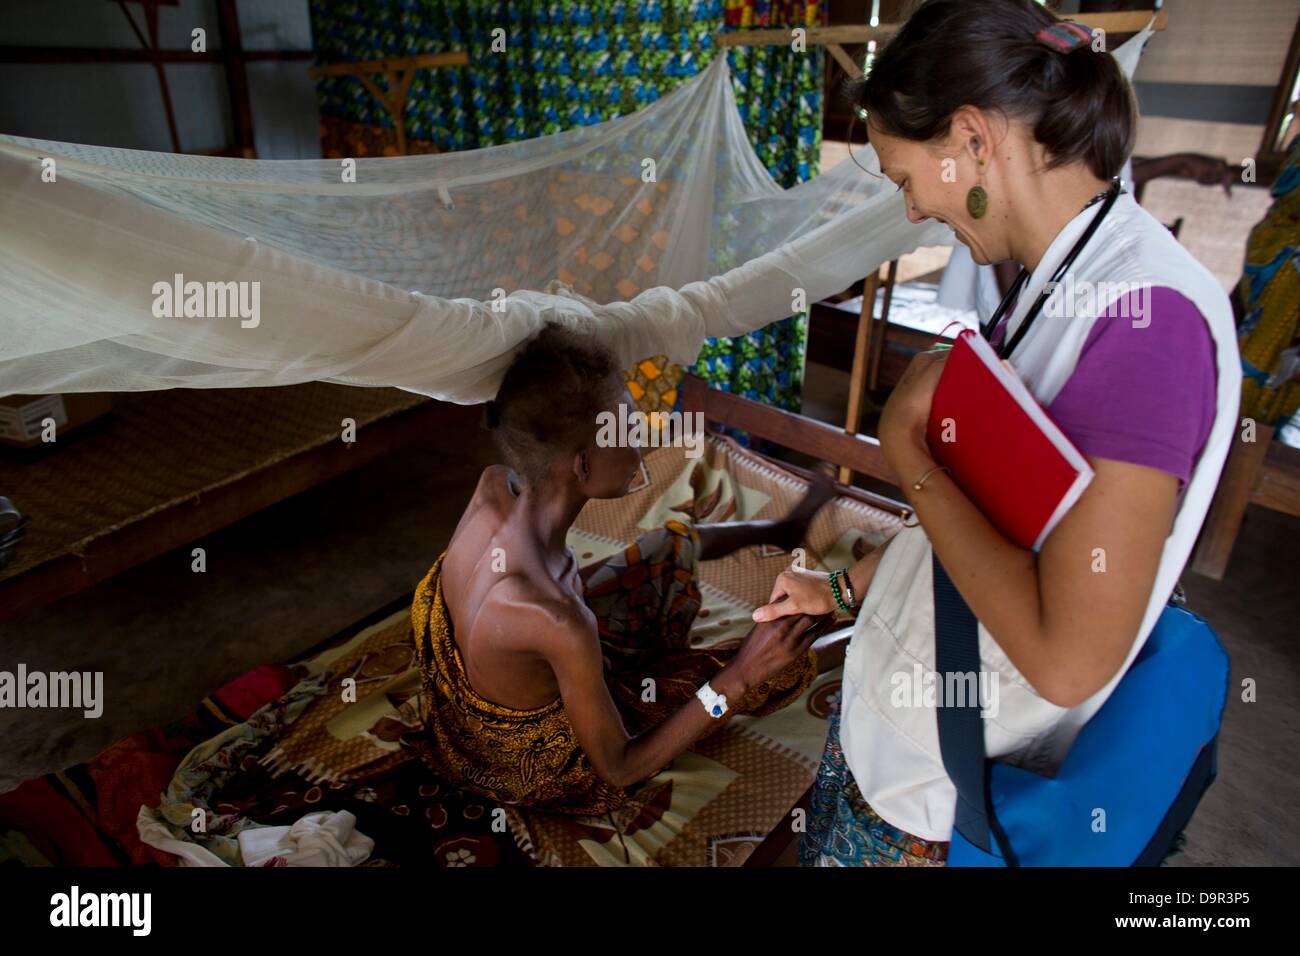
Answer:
[309,0,824,415]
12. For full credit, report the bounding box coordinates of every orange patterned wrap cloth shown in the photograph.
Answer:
[409,520,817,815]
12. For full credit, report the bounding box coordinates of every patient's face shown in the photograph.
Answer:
[582,384,643,498]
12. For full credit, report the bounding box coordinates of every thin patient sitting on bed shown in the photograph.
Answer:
[408,324,846,815]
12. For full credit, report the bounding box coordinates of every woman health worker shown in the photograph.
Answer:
[753,0,1242,866]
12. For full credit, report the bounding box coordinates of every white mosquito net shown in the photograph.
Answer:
[0,22,1151,404]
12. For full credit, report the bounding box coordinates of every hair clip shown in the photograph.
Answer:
[1036,20,1093,54]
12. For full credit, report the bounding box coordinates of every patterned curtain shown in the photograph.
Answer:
[1238,134,1300,430]
[309,0,823,415]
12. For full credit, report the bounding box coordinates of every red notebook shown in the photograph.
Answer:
[926,330,1093,551]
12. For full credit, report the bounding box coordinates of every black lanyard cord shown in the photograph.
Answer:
[980,177,1124,361]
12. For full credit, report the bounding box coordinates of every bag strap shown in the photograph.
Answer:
[932,551,1019,864]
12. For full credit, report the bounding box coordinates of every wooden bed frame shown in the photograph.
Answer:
[680,372,906,503]
[267,374,909,868]
[270,373,908,869]
[680,371,914,865]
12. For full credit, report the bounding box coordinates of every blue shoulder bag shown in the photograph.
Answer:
[933,553,1229,867]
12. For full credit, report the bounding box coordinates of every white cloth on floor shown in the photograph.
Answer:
[136,806,374,867]
[136,805,227,867]
[237,810,374,867]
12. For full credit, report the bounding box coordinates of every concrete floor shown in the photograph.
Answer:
[1,387,1297,866]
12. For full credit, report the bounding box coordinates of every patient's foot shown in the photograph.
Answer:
[771,465,836,553]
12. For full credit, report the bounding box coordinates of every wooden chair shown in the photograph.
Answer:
[1191,424,1300,579]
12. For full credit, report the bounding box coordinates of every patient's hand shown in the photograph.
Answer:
[719,613,830,695]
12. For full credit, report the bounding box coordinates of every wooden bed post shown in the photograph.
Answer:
[1191,427,1273,579]
[841,270,879,485]
[839,258,900,486]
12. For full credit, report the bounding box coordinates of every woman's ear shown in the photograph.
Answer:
[950,105,998,168]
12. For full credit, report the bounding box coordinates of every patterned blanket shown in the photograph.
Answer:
[2,435,903,867]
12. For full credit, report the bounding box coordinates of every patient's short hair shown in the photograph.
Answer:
[485,324,623,487]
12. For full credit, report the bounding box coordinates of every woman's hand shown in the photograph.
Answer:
[878,348,948,469]
[751,565,836,622]
[753,542,890,624]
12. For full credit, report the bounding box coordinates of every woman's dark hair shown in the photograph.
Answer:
[851,0,1136,180]
[484,324,622,487]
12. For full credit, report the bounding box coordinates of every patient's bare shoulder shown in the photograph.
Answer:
[529,595,604,685]
[473,464,516,500]
[482,577,597,658]
[455,574,595,709]
[451,466,519,539]
[476,462,513,486]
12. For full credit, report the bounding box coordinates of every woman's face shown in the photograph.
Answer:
[867,117,1008,266]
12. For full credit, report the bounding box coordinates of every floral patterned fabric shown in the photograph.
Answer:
[0,665,300,867]
[133,650,530,867]
[308,0,823,414]
[800,709,949,867]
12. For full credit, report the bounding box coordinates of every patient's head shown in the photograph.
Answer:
[486,324,642,496]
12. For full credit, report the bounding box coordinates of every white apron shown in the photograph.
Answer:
[839,192,1242,842]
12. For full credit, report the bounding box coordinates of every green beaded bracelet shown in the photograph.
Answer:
[828,569,851,614]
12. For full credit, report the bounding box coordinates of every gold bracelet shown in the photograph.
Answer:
[912,465,951,491]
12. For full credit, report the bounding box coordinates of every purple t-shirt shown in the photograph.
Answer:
[991,287,1217,484]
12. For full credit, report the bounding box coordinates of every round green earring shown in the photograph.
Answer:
[966,184,988,219]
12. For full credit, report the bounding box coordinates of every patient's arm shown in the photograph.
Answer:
[530,599,825,788]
